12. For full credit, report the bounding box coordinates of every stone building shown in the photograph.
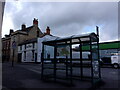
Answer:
[2,18,44,62]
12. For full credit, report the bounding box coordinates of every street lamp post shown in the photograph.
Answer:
[12,47,14,67]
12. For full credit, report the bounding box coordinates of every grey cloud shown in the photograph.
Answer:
[4,2,118,42]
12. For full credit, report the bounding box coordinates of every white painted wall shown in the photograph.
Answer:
[18,42,37,62]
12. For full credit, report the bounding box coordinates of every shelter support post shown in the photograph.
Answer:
[97,37,101,79]
[90,37,94,81]
[41,44,44,80]
[66,55,68,78]
[79,41,83,80]
[70,40,73,85]
[54,44,57,82]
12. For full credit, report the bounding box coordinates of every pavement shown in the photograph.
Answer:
[2,62,120,90]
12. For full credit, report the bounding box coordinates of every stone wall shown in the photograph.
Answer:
[10,26,43,62]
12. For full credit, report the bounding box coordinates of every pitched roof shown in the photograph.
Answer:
[18,34,58,46]
[11,26,34,36]
[43,32,98,44]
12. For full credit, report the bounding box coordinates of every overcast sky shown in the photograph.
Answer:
[2,1,118,42]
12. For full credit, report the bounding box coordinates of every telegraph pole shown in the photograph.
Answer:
[96,26,101,78]
[96,26,99,37]
[12,48,14,67]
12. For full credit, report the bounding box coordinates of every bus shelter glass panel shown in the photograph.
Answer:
[42,45,54,77]
[43,45,55,64]
[44,45,54,59]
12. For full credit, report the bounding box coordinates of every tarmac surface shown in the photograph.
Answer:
[2,62,120,90]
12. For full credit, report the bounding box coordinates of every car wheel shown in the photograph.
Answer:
[113,63,119,69]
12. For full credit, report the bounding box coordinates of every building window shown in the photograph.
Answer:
[3,42,6,50]
[8,41,9,49]
[4,42,6,50]
[6,42,7,49]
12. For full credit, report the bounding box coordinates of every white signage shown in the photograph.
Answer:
[57,45,70,56]
[92,61,99,77]
[26,44,33,50]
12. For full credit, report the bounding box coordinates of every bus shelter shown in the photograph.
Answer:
[41,32,101,85]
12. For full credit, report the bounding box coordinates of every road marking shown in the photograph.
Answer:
[27,69,41,74]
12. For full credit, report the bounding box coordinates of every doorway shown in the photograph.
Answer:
[18,53,22,62]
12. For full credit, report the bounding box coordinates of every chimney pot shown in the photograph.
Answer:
[33,18,38,26]
[46,26,50,35]
[9,29,14,35]
[21,24,26,30]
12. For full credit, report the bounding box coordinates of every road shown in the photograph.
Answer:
[2,62,120,89]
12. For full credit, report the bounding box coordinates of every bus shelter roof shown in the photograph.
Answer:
[42,32,98,46]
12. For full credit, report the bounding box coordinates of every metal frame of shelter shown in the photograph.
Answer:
[41,32,101,85]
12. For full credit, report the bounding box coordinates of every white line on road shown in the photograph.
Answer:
[27,69,41,74]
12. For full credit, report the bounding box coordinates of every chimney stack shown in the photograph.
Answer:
[46,26,50,35]
[21,24,26,30]
[9,29,14,35]
[33,18,38,26]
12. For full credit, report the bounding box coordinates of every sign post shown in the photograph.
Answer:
[12,41,16,67]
